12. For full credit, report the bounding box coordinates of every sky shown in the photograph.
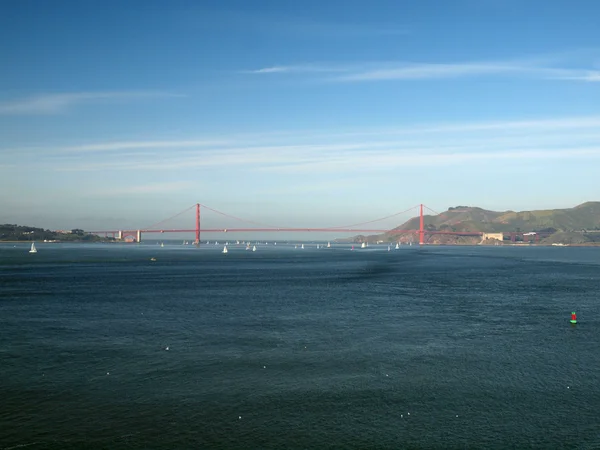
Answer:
[2,0,600,238]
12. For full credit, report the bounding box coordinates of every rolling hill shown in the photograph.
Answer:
[342,202,600,245]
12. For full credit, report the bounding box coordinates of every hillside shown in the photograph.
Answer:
[0,224,112,242]
[343,202,600,245]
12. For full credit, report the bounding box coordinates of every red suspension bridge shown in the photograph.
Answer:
[89,203,491,245]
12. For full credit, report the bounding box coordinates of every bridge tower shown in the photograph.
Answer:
[195,203,201,244]
[117,230,123,240]
[137,230,142,243]
[419,204,425,245]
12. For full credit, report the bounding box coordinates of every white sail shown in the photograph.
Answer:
[361,242,366,248]
[327,242,331,248]
[29,242,37,253]
[387,245,391,251]
[301,244,304,249]
[222,245,228,254]
[252,245,256,252]
[395,243,399,249]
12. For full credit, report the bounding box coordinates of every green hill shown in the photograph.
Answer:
[343,202,600,245]
[0,224,113,242]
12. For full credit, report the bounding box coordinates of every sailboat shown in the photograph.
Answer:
[301,244,304,249]
[327,242,331,248]
[316,244,320,249]
[387,245,391,251]
[252,245,257,252]
[395,243,399,250]
[222,245,228,254]
[361,242,366,249]
[29,242,37,253]
[160,242,164,248]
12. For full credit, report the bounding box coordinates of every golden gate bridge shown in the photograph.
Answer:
[89,203,487,244]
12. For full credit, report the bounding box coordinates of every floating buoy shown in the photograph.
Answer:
[570,311,577,324]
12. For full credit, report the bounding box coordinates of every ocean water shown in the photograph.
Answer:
[1,243,600,449]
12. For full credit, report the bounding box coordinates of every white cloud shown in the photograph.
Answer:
[0,91,182,115]
[245,55,600,82]
[555,71,600,82]
[60,139,228,153]
[243,64,347,74]
[93,181,196,197]
[258,147,600,174]
[247,66,292,74]
[6,115,600,176]
[334,63,542,81]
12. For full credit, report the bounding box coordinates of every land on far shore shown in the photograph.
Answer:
[337,201,600,246]
[0,224,114,243]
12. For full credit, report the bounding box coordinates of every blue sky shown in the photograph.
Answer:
[2,0,600,237]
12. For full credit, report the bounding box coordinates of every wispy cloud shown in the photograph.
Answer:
[245,55,600,82]
[555,71,600,82]
[92,181,196,197]
[242,64,348,75]
[10,115,600,174]
[334,62,544,81]
[0,91,182,115]
[59,139,228,153]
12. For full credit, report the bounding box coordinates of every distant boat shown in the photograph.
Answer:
[301,244,304,249]
[395,243,399,250]
[29,242,37,253]
[361,242,366,249]
[387,245,391,251]
[252,245,256,252]
[222,245,228,254]
[316,244,320,249]
[327,242,331,248]
[160,242,164,248]
[150,257,157,262]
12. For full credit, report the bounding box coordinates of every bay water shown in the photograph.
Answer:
[1,243,599,449]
